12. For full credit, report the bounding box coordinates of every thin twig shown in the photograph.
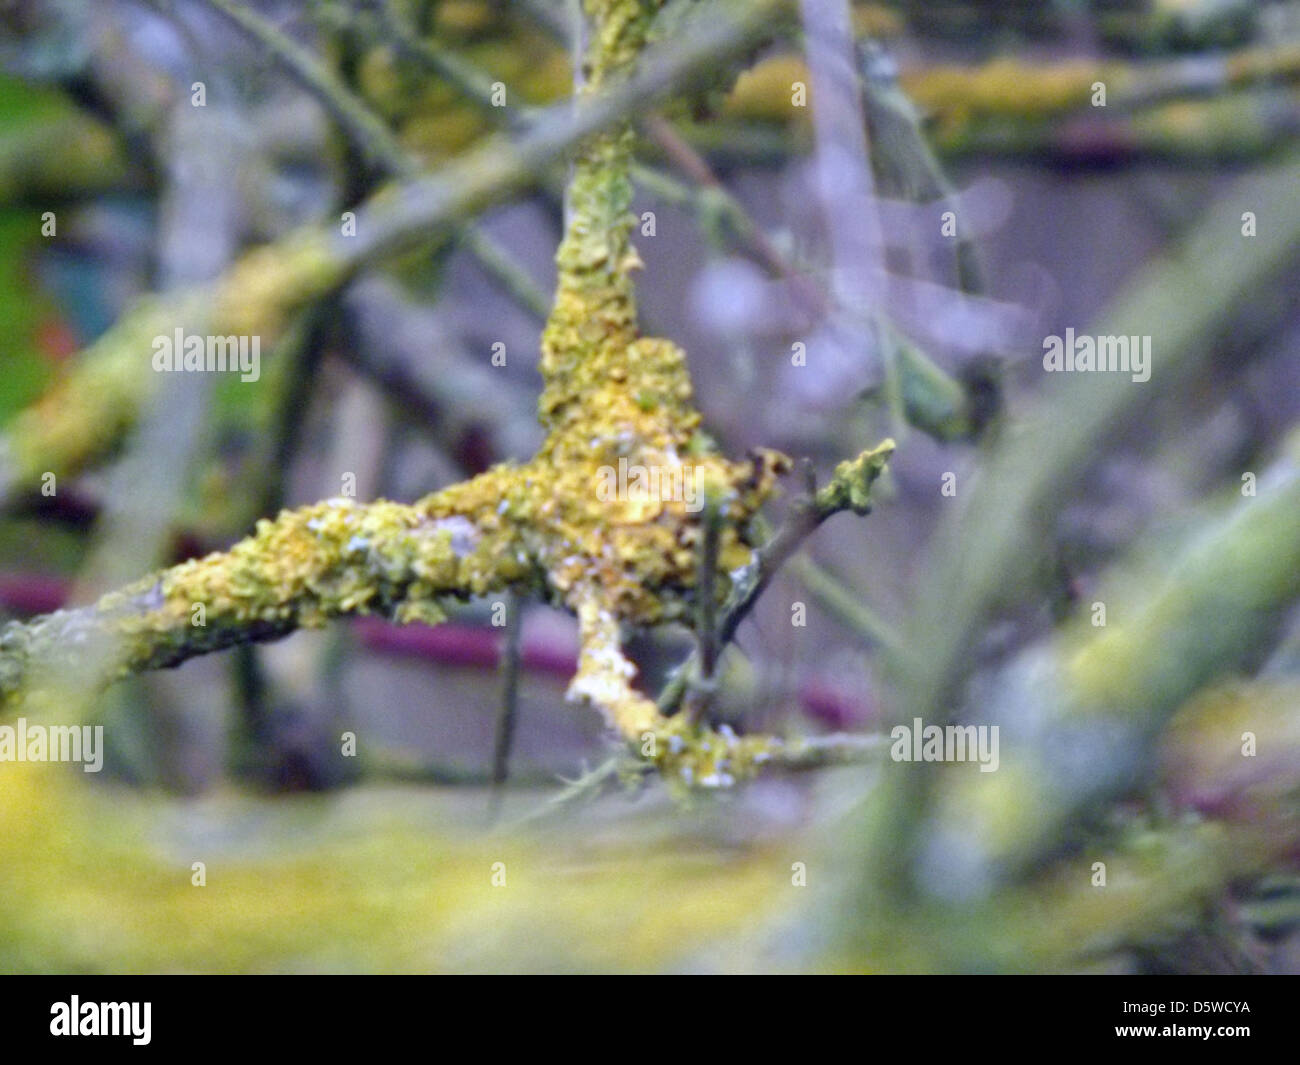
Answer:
[684,496,722,723]
[659,441,894,712]
[640,114,828,321]
[489,592,523,821]
[506,755,638,828]
[515,730,889,827]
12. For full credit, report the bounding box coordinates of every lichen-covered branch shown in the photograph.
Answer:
[0,0,891,794]
[0,477,528,710]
